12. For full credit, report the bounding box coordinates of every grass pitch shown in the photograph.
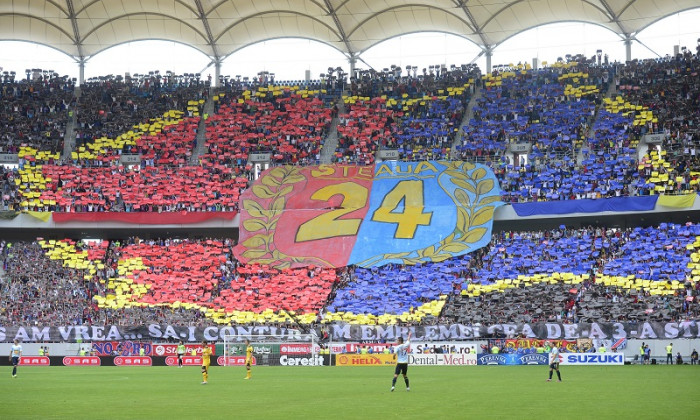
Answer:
[1,365,697,419]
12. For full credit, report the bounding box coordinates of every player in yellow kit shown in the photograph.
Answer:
[201,340,212,385]
[244,339,253,380]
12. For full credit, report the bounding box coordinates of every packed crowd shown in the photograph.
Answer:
[489,51,700,202]
[462,60,632,202]
[335,64,480,164]
[348,64,479,98]
[0,240,100,325]
[2,222,699,326]
[0,70,75,154]
[202,84,333,168]
[328,222,700,325]
[32,165,246,212]
[2,53,700,213]
[624,50,700,196]
[0,165,19,211]
[1,237,338,326]
[75,72,208,150]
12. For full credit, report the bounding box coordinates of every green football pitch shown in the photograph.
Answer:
[1,365,697,419]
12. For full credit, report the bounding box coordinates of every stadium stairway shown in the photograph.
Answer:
[607,75,617,96]
[451,85,481,160]
[579,74,622,165]
[580,106,600,165]
[61,92,79,161]
[189,94,215,165]
[319,98,345,164]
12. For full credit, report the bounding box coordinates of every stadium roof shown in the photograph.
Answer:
[0,0,697,61]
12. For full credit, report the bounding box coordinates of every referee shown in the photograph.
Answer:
[177,340,186,368]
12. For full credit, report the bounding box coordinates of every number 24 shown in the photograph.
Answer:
[295,180,431,242]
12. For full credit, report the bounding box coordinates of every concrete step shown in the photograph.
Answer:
[319,116,339,164]
[189,94,216,165]
[451,85,481,160]
[62,88,79,162]
[318,97,344,164]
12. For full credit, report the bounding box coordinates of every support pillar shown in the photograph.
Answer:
[348,54,357,79]
[485,48,493,74]
[624,36,632,62]
[214,59,221,88]
[78,58,85,86]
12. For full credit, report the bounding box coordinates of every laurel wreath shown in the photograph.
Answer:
[355,161,499,267]
[239,166,333,270]
[241,162,499,269]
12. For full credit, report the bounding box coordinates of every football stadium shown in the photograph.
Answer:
[1,1,699,418]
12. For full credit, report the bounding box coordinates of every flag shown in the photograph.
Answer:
[611,338,627,350]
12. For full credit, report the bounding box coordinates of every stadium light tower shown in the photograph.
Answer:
[597,49,602,66]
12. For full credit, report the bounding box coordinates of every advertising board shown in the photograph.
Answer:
[408,354,477,366]
[165,356,201,366]
[477,353,550,365]
[556,353,624,365]
[19,356,50,366]
[63,356,101,366]
[336,354,396,366]
[152,343,215,356]
[114,356,152,366]
[217,356,256,366]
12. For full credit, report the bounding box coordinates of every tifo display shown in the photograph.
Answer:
[1,51,699,365]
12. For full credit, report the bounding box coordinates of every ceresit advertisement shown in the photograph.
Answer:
[336,354,397,366]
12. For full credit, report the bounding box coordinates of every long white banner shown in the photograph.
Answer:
[2,321,699,342]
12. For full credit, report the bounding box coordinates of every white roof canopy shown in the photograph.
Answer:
[0,0,697,61]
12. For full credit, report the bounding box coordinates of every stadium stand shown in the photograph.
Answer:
[0,240,100,324]
[1,237,338,326]
[440,223,700,325]
[622,51,700,195]
[335,96,395,164]
[35,165,244,212]
[1,34,700,335]
[463,60,623,202]
[0,71,74,154]
[202,84,333,168]
[75,73,206,145]
[74,73,206,166]
[2,53,699,216]
[335,65,479,163]
[3,222,699,326]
